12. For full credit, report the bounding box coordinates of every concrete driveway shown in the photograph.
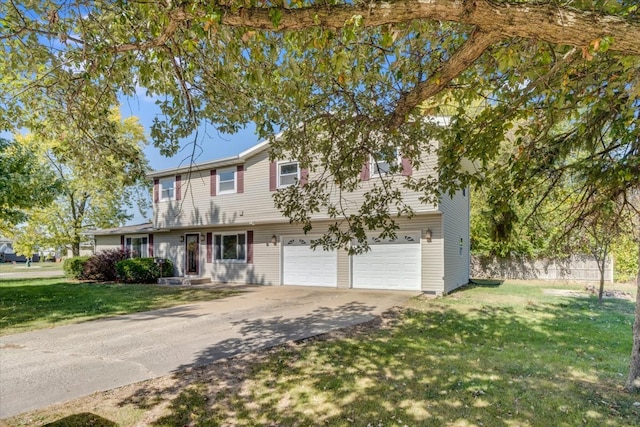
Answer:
[0,285,417,418]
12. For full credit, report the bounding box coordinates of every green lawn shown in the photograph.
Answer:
[4,280,639,426]
[0,278,239,335]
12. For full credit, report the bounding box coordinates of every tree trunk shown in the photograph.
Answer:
[598,251,608,303]
[625,238,640,392]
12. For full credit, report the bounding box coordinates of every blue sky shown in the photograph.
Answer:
[121,94,263,224]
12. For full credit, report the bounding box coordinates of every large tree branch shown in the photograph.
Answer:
[215,0,640,55]
[390,28,502,127]
[111,1,640,55]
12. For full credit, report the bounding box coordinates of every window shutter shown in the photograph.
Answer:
[269,162,277,191]
[247,230,254,264]
[206,232,212,263]
[153,179,159,203]
[148,234,154,257]
[210,170,217,196]
[300,168,309,187]
[401,157,413,176]
[360,162,370,181]
[237,165,244,193]
[175,175,181,200]
[120,235,125,251]
[214,234,221,260]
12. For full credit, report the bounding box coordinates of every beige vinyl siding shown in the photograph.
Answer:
[154,233,184,277]
[440,187,471,294]
[153,146,440,229]
[149,216,443,290]
[94,235,122,252]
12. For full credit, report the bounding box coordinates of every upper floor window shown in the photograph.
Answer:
[160,177,175,200]
[217,167,236,194]
[214,233,246,262]
[371,149,401,176]
[278,161,299,188]
[125,235,148,258]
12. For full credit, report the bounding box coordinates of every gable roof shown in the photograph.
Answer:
[147,135,275,179]
[146,116,455,179]
[89,222,159,236]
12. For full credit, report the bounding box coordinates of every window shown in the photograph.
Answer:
[214,233,246,262]
[371,149,400,176]
[160,177,175,200]
[278,162,299,187]
[217,167,236,194]
[125,236,148,258]
[459,237,464,257]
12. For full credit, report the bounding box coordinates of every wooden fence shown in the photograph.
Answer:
[471,255,614,282]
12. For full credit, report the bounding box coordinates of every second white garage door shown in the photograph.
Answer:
[282,236,337,287]
[352,231,422,291]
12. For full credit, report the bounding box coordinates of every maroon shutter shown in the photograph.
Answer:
[269,162,277,191]
[153,179,159,203]
[120,235,125,251]
[300,168,309,186]
[148,233,154,257]
[360,162,370,181]
[247,230,254,264]
[206,232,212,263]
[210,170,217,196]
[237,165,244,193]
[401,157,413,176]
[175,175,181,200]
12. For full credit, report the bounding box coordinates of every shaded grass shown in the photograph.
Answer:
[0,278,239,336]
[4,281,639,426]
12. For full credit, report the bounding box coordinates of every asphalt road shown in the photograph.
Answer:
[0,285,416,418]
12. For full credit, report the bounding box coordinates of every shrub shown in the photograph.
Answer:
[63,256,91,279]
[83,249,129,282]
[116,258,174,283]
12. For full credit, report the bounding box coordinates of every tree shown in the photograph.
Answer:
[0,137,59,234]
[1,0,639,389]
[10,110,149,257]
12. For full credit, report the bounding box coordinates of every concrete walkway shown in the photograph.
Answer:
[0,285,417,418]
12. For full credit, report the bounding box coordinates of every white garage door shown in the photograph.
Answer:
[282,236,337,287]
[352,231,422,291]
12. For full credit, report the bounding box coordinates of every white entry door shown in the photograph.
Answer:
[352,231,422,291]
[282,236,337,287]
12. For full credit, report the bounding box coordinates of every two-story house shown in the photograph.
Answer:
[92,135,470,295]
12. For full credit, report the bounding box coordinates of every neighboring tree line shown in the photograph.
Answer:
[471,166,639,284]
[0,110,149,258]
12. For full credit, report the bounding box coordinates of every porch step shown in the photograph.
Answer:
[157,277,212,286]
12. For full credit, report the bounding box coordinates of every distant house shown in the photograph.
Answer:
[0,237,40,262]
[93,136,471,294]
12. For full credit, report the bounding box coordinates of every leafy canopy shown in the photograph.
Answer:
[1,0,638,246]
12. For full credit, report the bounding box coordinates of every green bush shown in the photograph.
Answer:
[63,256,91,279]
[116,258,174,283]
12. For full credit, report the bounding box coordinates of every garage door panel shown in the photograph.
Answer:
[282,237,337,287]
[352,232,421,291]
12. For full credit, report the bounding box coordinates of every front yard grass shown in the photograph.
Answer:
[0,278,239,336]
[4,280,639,426]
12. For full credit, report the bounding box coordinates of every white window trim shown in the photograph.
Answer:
[159,177,175,201]
[214,232,247,263]
[370,150,401,177]
[277,161,300,188]
[125,234,149,258]
[217,167,237,195]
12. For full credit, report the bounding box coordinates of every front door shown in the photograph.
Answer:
[185,234,199,275]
